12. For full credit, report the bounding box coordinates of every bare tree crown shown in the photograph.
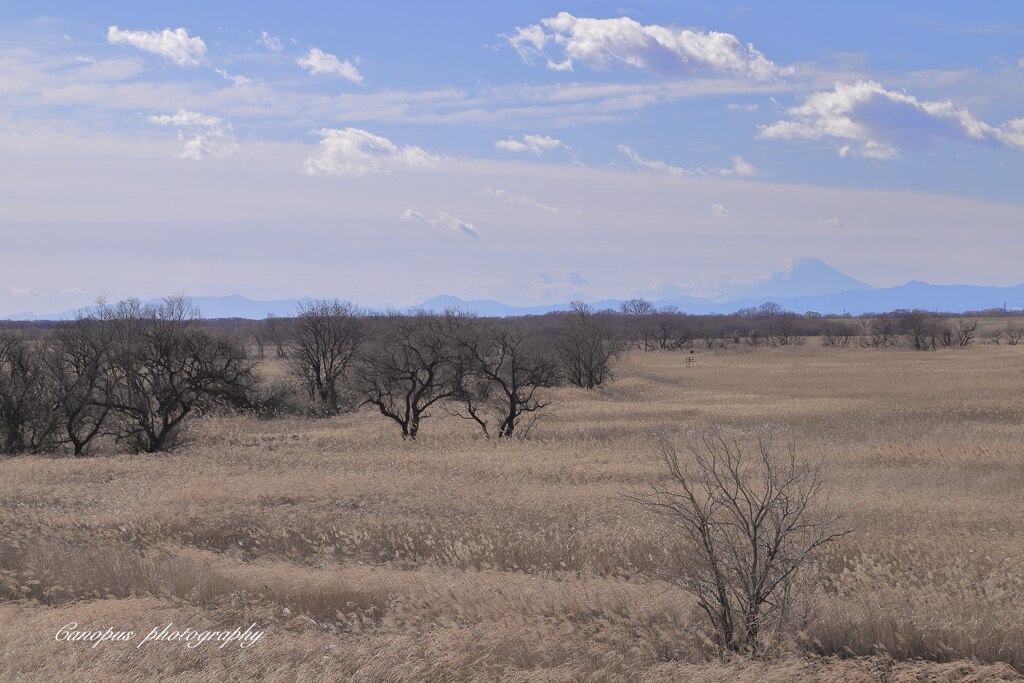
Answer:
[629,425,848,653]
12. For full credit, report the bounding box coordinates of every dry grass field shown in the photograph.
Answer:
[1,343,1023,682]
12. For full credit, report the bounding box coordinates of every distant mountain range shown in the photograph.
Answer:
[6,259,1023,320]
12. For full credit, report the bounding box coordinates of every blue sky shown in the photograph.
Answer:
[1,2,1023,314]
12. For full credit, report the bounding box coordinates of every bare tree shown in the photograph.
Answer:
[859,315,897,348]
[103,296,255,453]
[356,311,464,439]
[769,314,804,347]
[0,329,58,454]
[953,319,978,347]
[249,322,266,359]
[628,426,847,653]
[556,302,623,389]
[899,310,936,350]
[621,298,656,351]
[821,325,853,348]
[288,299,364,414]
[264,312,289,358]
[41,309,115,456]
[451,326,559,438]
[653,309,688,350]
[757,302,786,317]
[1006,326,1024,346]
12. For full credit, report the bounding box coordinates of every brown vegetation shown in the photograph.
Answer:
[1,342,1023,680]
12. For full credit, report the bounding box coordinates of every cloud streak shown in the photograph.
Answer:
[494,134,565,155]
[402,209,480,239]
[482,187,570,213]
[618,146,755,177]
[507,12,788,81]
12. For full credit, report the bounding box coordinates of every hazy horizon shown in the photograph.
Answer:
[2,2,1023,316]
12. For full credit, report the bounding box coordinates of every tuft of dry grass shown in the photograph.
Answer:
[1,343,1023,680]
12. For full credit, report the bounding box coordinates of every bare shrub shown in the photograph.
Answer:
[859,315,897,348]
[821,325,852,348]
[629,426,847,653]
[953,320,978,347]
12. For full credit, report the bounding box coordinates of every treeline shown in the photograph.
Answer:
[0,299,621,456]
[248,300,1021,353]
[3,297,1021,456]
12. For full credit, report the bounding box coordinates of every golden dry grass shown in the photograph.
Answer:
[2,343,1023,681]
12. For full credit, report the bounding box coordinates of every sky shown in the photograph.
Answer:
[1,1,1023,315]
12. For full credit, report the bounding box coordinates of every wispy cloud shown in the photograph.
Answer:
[817,216,846,229]
[106,26,206,67]
[618,146,755,176]
[759,80,1024,159]
[304,128,439,178]
[213,68,250,87]
[148,109,235,160]
[297,47,363,83]
[507,12,789,81]
[11,288,43,297]
[710,203,730,218]
[402,209,480,239]
[494,134,565,155]
[259,31,283,52]
[481,187,572,214]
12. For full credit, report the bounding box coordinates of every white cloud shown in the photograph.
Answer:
[817,217,846,229]
[214,68,251,87]
[402,209,480,239]
[710,203,730,218]
[482,187,566,213]
[727,155,755,176]
[758,80,1024,159]
[259,31,283,52]
[618,146,755,177]
[507,12,788,81]
[106,26,206,67]
[297,48,363,83]
[618,144,688,175]
[727,103,759,111]
[304,128,439,178]
[494,134,565,155]
[148,109,235,160]
[11,288,43,297]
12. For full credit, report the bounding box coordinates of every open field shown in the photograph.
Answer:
[2,344,1023,681]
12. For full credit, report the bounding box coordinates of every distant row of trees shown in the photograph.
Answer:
[0,299,623,455]
[822,310,998,350]
[284,300,620,438]
[3,295,1020,455]
[0,297,254,456]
